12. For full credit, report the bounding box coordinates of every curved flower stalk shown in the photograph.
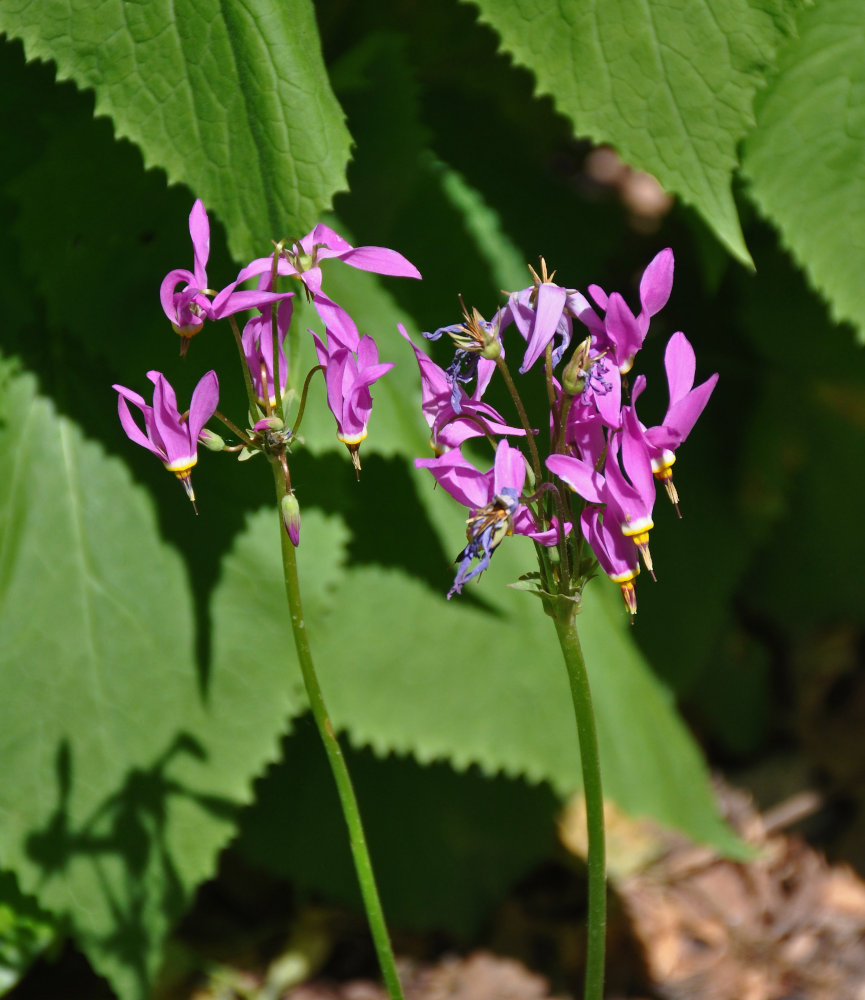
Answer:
[114,370,218,510]
[406,247,716,1000]
[113,200,423,1000]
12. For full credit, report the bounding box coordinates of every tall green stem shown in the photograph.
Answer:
[271,464,405,1000]
[552,608,606,1000]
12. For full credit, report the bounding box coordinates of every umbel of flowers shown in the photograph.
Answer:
[114,201,420,534]
[409,251,717,618]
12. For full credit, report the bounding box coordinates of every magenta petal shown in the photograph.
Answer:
[189,200,210,286]
[567,290,604,337]
[313,293,359,352]
[188,371,219,442]
[159,268,196,321]
[212,288,292,319]
[605,293,643,369]
[415,451,491,509]
[546,453,605,504]
[303,223,351,254]
[335,246,422,279]
[646,374,718,450]
[588,284,608,310]
[520,283,567,373]
[639,248,674,317]
[116,394,165,460]
[512,509,567,545]
[148,372,190,463]
[664,332,697,405]
[492,440,526,496]
[582,508,637,578]
[620,408,654,502]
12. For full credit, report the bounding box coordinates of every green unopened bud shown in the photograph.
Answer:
[281,492,301,546]
[197,428,226,452]
[561,337,592,396]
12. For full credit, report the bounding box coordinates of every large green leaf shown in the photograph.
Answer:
[0,0,351,261]
[468,0,796,265]
[217,485,743,857]
[0,358,306,997]
[742,0,865,340]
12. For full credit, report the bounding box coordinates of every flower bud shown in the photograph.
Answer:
[281,492,301,546]
[561,337,592,396]
[253,416,285,433]
[197,428,225,452]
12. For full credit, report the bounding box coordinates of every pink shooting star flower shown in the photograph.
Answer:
[159,202,294,355]
[399,324,525,453]
[241,297,294,410]
[581,507,640,618]
[242,224,421,351]
[159,200,214,355]
[547,408,657,576]
[417,440,565,598]
[578,248,675,373]
[113,370,219,511]
[313,333,394,474]
[634,332,719,514]
[505,281,571,374]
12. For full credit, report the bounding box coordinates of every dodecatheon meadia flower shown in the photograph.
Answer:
[503,259,571,373]
[159,200,213,355]
[113,370,219,511]
[603,410,657,577]
[399,324,525,453]
[581,507,640,618]
[241,297,294,410]
[313,333,393,474]
[632,332,719,513]
[547,409,657,576]
[242,224,421,352]
[578,248,675,373]
[417,439,566,598]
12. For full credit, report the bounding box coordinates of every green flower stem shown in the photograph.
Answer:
[271,464,405,1000]
[495,355,543,486]
[552,608,606,1000]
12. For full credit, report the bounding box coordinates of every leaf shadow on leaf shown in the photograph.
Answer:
[233,714,560,936]
[23,735,240,996]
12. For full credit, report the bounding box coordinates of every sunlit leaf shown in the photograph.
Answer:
[742,0,865,340]
[0,0,351,261]
[468,0,796,264]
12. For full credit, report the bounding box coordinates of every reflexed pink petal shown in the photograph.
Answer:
[335,246,421,279]
[645,374,718,450]
[546,453,605,504]
[147,372,190,464]
[664,332,697,404]
[188,200,210,286]
[493,440,527,497]
[519,283,568,373]
[188,371,219,442]
[639,248,674,318]
[313,293,359,352]
[115,393,165,461]
[620,408,655,502]
[605,293,643,370]
[415,450,491,509]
